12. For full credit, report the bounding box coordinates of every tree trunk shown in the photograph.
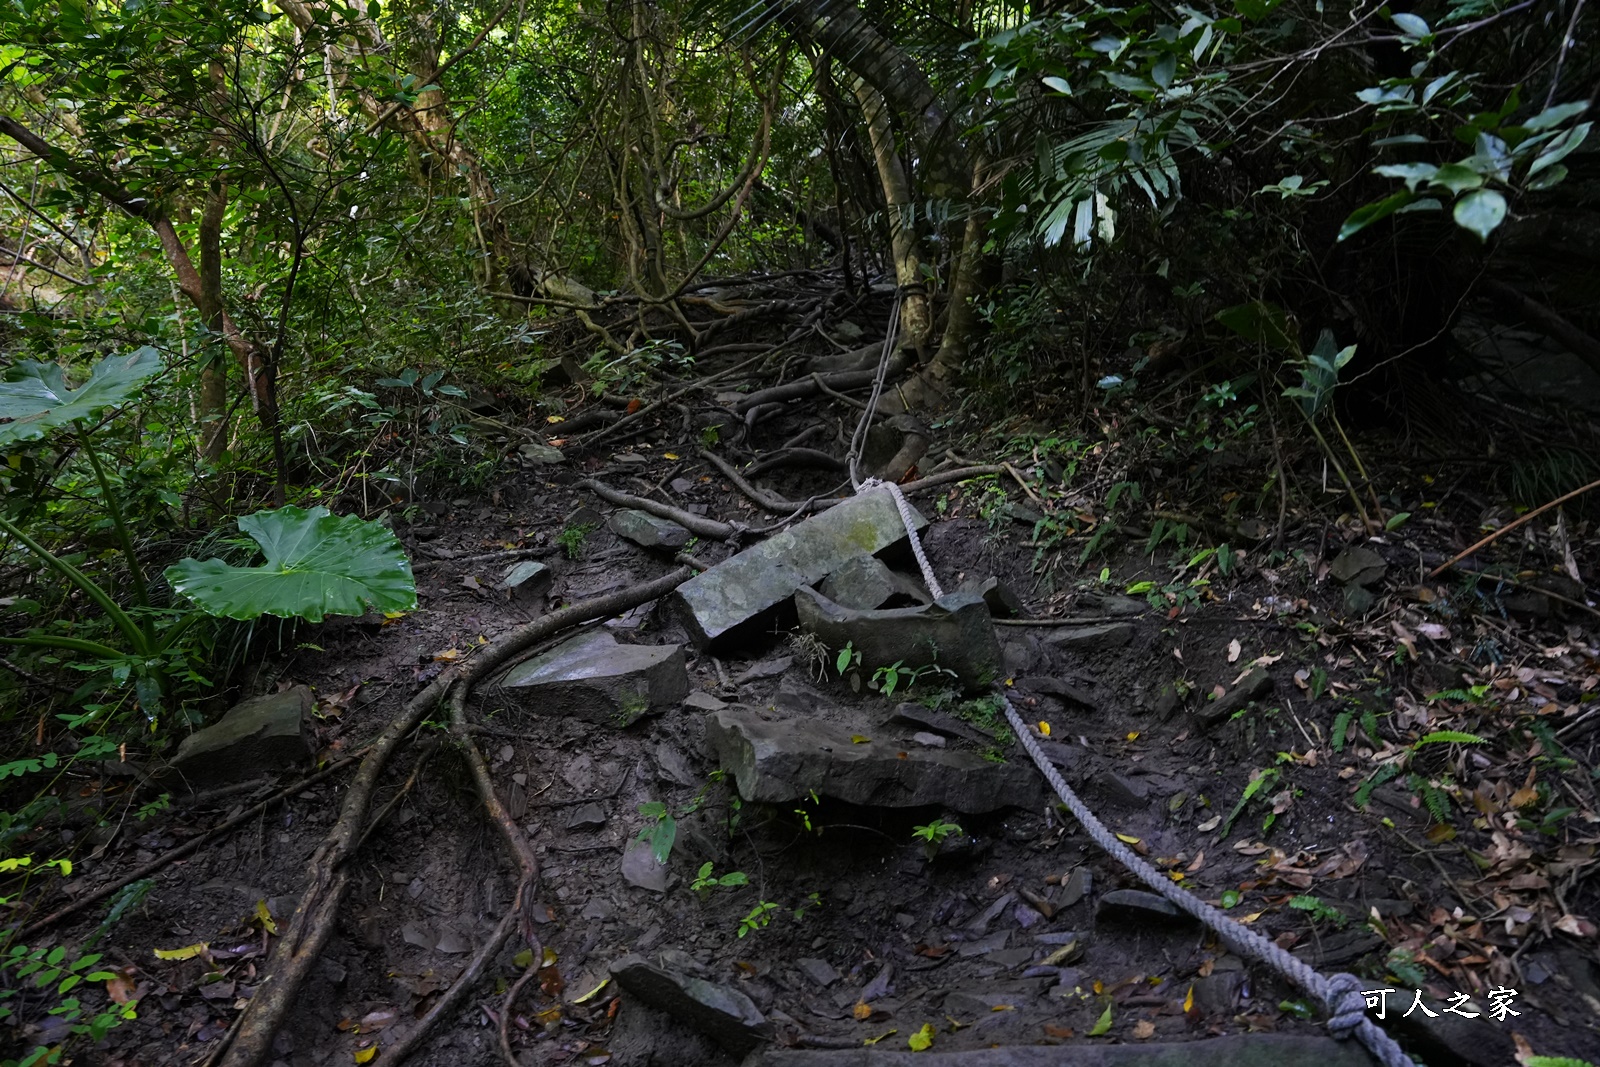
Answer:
[850,77,932,354]
[197,179,229,462]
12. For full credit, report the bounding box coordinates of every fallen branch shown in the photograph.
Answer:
[217,568,695,1067]
[17,751,367,941]
[744,447,846,477]
[1427,474,1600,578]
[699,449,807,513]
[579,478,737,540]
[731,350,908,414]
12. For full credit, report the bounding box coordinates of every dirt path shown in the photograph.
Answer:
[23,356,1600,1067]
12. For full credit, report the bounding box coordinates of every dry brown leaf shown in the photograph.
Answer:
[1131,1020,1156,1039]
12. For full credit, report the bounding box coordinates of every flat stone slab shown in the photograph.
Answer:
[499,630,687,726]
[168,686,312,788]
[795,587,1000,691]
[610,954,770,1054]
[671,491,927,650]
[1097,889,1190,924]
[757,1034,1377,1066]
[608,508,692,550]
[706,707,1040,814]
[1044,622,1134,651]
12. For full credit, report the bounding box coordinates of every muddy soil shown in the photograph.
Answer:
[12,381,1600,1067]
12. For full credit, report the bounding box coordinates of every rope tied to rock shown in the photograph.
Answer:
[842,291,1415,1067]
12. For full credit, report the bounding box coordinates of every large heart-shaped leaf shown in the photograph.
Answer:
[165,506,417,623]
[0,347,163,446]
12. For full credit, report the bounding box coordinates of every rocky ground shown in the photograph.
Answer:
[7,360,1599,1067]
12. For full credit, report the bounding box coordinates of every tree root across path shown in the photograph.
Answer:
[216,567,695,1067]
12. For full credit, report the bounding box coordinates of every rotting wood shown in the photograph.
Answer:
[216,567,694,1067]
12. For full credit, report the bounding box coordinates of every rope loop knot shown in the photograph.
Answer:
[1324,972,1369,1039]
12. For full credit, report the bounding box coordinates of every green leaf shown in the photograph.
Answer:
[1215,300,1297,352]
[0,348,162,446]
[1521,102,1588,132]
[1416,730,1486,746]
[164,506,417,623]
[1373,162,1437,191]
[1088,1003,1113,1036]
[1428,162,1484,194]
[1391,12,1429,36]
[1339,189,1415,241]
[1452,189,1507,241]
[1041,75,1072,96]
[1220,889,1241,908]
[1384,512,1411,531]
[908,1023,935,1051]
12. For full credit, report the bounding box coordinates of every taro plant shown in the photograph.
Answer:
[0,350,418,723]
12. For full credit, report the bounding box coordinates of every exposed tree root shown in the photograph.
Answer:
[579,478,738,540]
[732,350,907,414]
[18,751,369,942]
[217,568,694,1067]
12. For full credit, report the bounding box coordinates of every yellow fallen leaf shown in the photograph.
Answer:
[1092,980,1104,994]
[433,648,462,662]
[1126,731,1140,742]
[572,977,611,1004]
[354,1045,377,1063]
[990,1004,1015,1012]
[546,415,565,423]
[514,949,535,969]
[153,942,209,961]
[853,1001,872,1020]
[663,452,680,460]
[908,1023,936,1051]
[1168,871,1184,882]
[1239,911,1264,924]
[255,899,277,936]
[851,735,871,744]
[862,1029,897,1046]
[1115,833,1141,845]
[1183,984,1195,1013]
[1038,721,1051,737]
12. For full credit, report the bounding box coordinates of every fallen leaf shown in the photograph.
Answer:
[572,977,611,1004]
[1131,1020,1156,1039]
[432,647,462,662]
[853,1002,872,1021]
[626,398,643,414]
[153,942,209,961]
[907,1023,936,1051]
[1197,815,1221,832]
[1088,1004,1113,1036]
[254,899,277,936]
[1125,731,1139,742]
[1038,721,1052,737]
[1043,1024,1075,1038]
[862,1029,897,1046]
[663,452,680,460]
[1183,985,1195,1013]
[1228,638,1242,663]
[850,735,871,744]
[546,415,565,424]
[990,1004,1015,1012]
[105,969,137,1005]
[354,1045,377,1064]
[1115,833,1141,845]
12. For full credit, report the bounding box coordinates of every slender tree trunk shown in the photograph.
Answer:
[850,77,932,353]
[198,179,229,462]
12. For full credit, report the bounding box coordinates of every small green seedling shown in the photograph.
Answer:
[557,521,596,559]
[912,818,963,859]
[690,862,748,896]
[738,900,779,938]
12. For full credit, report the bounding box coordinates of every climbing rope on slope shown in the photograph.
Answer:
[841,288,1414,1067]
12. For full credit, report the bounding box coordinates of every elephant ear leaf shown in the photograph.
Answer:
[0,347,163,446]
[165,506,417,623]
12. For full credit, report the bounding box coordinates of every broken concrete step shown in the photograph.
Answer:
[756,1034,1377,1066]
[610,954,770,1054]
[671,491,928,650]
[706,707,1041,814]
[795,586,1000,692]
[608,508,693,550]
[498,629,687,725]
[166,686,313,788]
[1043,622,1134,652]
[820,555,930,610]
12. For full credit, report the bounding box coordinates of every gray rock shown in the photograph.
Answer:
[956,930,1010,957]
[1189,970,1244,1015]
[706,708,1040,814]
[167,687,312,788]
[910,731,946,748]
[1075,592,1147,617]
[499,630,687,726]
[620,839,668,893]
[1097,889,1190,924]
[819,556,899,610]
[1391,996,1516,1067]
[654,742,698,787]
[498,559,552,597]
[1097,772,1153,809]
[795,958,840,987]
[795,587,1000,691]
[1199,667,1274,727]
[566,504,604,529]
[732,656,793,684]
[684,691,728,712]
[888,704,992,746]
[519,443,566,465]
[1043,622,1134,651]
[1057,867,1091,909]
[1330,545,1387,587]
[609,954,770,1054]
[757,1035,1375,1066]
[565,802,607,831]
[608,509,693,551]
[957,576,1023,618]
[671,491,927,649]
[1343,584,1376,615]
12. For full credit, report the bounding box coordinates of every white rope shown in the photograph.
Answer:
[837,293,1415,1065]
